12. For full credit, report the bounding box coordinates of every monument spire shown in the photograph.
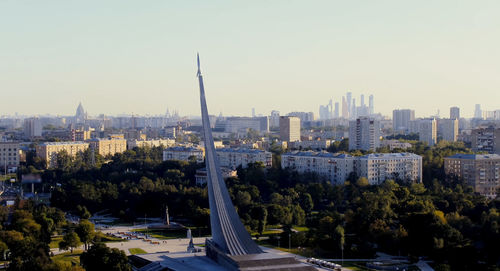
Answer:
[197,54,262,255]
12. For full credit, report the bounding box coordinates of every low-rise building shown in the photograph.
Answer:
[163,146,204,163]
[281,151,354,184]
[281,151,422,185]
[357,153,422,184]
[471,126,500,154]
[381,140,412,150]
[36,141,89,168]
[444,154,500,199]
[289,140,333,150]
[127,139,176,149]
[216,148,272,169]
[195,167,237,186]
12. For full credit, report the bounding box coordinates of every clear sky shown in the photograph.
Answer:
[1,1,499,118]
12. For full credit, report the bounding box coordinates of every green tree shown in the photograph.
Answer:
[299,193,314,214]
[80,242,131,271]
[59,231,81,253]
[76,219,94,250]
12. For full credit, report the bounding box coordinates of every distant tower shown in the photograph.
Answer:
[342,96,349,118]
[252,108,256,118]
[474,104,482,119]
[334,102,339,118]
[360,94,365,107]
[369,95,374,115]
[75,102,86,124]
[450,107,460,120]
[351,98,357,119]
[346,92,352,117]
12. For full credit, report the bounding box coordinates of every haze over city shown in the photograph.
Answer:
[1,1,499,117]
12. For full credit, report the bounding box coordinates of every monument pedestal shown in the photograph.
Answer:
[206,239,316,271]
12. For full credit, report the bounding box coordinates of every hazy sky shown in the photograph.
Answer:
[1,1,499,118]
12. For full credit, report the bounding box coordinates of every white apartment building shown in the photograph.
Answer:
[216,148,272,169]
[289,140,333,150]
[410,118,437,146]
[281,151,422,185]
[281,151,355,184]
[162,146,205,163]
[357,153,422,185]
[349,117,380,151]
[381,140,412,150]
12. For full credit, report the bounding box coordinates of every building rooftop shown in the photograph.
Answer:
[359,153,421,159]
[216,147,268,154]
[39,141,88,146]
[165,146,203,152]
[446,153,500,160]
[283,151,353,159]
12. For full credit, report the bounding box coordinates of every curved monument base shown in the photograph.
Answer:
[206,239,317,271]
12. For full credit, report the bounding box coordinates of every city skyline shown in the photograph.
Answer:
[1,1,499,117]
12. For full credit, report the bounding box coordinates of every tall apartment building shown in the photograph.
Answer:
[281,151,355,184]
[281,151,422,185]
[270,111,280,128]
[438,118,459,142]
[280,116,301,142]
[444,154,500,198]
[450,107,460,120]
[0,142,21,169]
[357,153,422,184]
[411,118,437,146]
[216,148,272,169]
[88,138,127,157]
[392,109,415,133]
[23,117,42,139]
[349,117,380,151]
[36,141,89,168]
[163,146,205,163]
[471,126,500,154]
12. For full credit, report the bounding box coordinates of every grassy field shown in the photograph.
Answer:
[129,248,147,255]
[52,250,83,266]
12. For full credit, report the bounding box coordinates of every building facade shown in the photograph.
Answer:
[281,151,354,184]
[471,126,500,154]
[127,139,176,150]
[381,140,412,150]
[36,141,89,168]
[279,116,301,142]
[450,107,460,120]
[392,109,415,133]
[88,138,127,157]
[281,151,422,185]
[216,148,272,169]
[0,142,21,169]
[357,153,422,185]
[162,146,204,163]
[444,154,500,198]
[23,117,42,139]
[349,117,380,151]
[411,118,437,146]
[438,118,459,142]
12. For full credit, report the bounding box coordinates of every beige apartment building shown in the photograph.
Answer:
[444,154,500,199]
[280,116,301,142]
[88,138,127,157]
[127,139,175,150]
[36,141,89,168]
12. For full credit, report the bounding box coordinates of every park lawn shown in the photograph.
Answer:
[50,236,63,249]
[52,250,83,266]
[95,232,125,242]
[129,248,147,255]
[293,226,309,232]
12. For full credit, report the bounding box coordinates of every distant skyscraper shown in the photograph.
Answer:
[360,94,365,107]
[270,110,280,128]
[349,117,380,151]
[351,98,357,119]
[251,108,256,117]
[334,102,339,118]
[280,116,301,142]
[393,109,415,133]
[450,107,460,120]
[369,95,374,115]
[342,96,349,118]
[346,92,352,117]
[474,104,482,119]
[75,102,86,124]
